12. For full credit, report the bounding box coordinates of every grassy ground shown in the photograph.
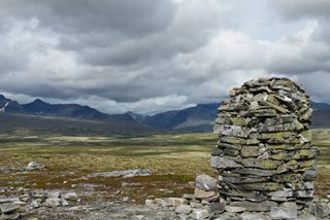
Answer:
[0,130,329,203]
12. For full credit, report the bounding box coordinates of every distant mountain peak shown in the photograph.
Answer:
[0,101,9,113]
[31,98,49,105]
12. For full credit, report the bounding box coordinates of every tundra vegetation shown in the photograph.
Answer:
[0,130,329,205]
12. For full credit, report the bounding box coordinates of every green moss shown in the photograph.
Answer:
[262,160,281,170]
[241,146,259,158]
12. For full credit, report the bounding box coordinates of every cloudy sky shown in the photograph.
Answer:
[0,0,329,114]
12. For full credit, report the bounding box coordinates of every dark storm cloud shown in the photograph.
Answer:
[268,1,330,77]
[272,0,330,20]
[0,0,330,113]
[0,0,174,35]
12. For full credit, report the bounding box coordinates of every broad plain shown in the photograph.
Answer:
[0,130,329,205]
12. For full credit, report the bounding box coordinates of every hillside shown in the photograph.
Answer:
[143,102,330,132]
[0,113,153,136]
[0,95,152,135]
[143,103,218,132]
[0,94,329,134]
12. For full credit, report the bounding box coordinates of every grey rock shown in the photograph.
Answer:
[218,141,242,150]
[240,212,271,220]
[166,198,188,207]
[219,136,259,145]
[133,215,146,220]
[195,174,217,191]
[194,188,217,200]
[153,198,167,207]
[30,199,41,209]
[211,156,242,169]
[208,202,225,214]
[297,216,317,220]
[311,202,330,218]
[230,201,276,212]
[0,213,20,220]
[31,191,47,199]
[61,198,69,206]
[63,192,78,201]
[44,198,61,207]
[191,209,209,219]
[213,78,317,213]
[190,201,204,209]
[175,205,192,215]
[269,188,293,201]
[223,176,267,184]
[232,168,274,177]
[296,190,314,198]
[145,199,155,207]
[303,182,314,190]
[241,158,280,170]
[221,189,267,202]
[303,169,317,181]
[216,125,250,138]
[26,161,44,171]
[249,101,259,110]
[270,204,297,220]
[47,191,60,199]
[214,212,241,220]
[241,146,260,158]
[0,204,19,214]
[182,194,194,200]
[86,169,151,178]
[225,205,246,213]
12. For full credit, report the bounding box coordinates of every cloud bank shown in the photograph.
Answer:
[0,0,329,114]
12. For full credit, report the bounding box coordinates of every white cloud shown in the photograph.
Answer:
[0,0,330,114]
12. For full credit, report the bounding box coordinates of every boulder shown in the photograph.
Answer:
[26,161,44,171]
[270,204,297,220]
[175,205,192,215]
[194,188,217,200]
[0,204,19,214]
[44,198,61,207]
[195,174,217,191]
[63,192,79,201]
[190,209,209,219]
[310,202,330,218]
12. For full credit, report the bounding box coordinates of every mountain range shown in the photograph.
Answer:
[0,94,330,135]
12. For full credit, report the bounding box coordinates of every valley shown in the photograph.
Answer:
[0,130,329,218]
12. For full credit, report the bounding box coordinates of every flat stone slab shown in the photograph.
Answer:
[0,204,19,214]
[270,205,297,219]
[230,201,276,212]
[85,169,151,178]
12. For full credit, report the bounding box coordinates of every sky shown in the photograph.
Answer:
[0,0,329,114]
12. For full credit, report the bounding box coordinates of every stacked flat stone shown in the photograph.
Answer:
[211,78,319,209]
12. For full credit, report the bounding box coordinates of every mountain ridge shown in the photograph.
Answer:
[0,95,152,135]
[0,94,329,134]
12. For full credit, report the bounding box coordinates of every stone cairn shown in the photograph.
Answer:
[212,77,319,218]
[145,78,329,219]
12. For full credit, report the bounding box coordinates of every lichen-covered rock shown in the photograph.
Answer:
[212,78,318,206]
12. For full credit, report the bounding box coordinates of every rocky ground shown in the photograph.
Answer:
[1,131,330,220]
[1,171,330,220]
